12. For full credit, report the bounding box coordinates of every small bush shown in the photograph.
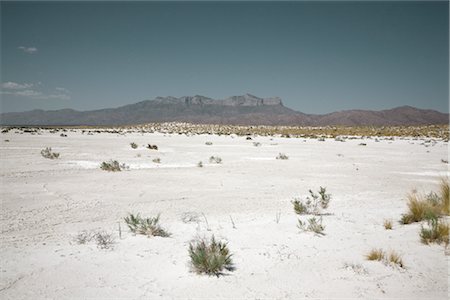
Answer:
[74,230,93,244]
[124,213,170,237]
[94,231,116,249]
[293,187,331,215]
[152,157,161,163]
[130,142,138,149]
[100,160,128,172]
[147,144,158,150]
[197,161,203,168]
[253,142,261,147]
[276,153,288,160]
[74,230,115,250]
[205,141,213,145]
[297,217,325,235]
[420,217,449,246]
[384,219,393,230]
[188,236,234,276]
[209,156,222,164]
[41,147,60,159]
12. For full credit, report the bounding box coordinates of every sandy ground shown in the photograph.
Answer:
[0,130,449,299]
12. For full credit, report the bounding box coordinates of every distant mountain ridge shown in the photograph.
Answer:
[0,94,448,126]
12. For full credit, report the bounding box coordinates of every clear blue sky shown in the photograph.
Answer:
[1,0,448,114]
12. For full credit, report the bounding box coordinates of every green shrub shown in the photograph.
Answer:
[188,236,234,276]
[130,142,138,149]
[297,217,325,235]
[41,147,60,159]
[100,160,128,171]
[293,187,331,215]
[420,217,449,246]
[276,153,288,160]
[209,156,222,164]
[124,213,170,237]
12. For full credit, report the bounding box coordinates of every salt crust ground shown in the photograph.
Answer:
[0,130,449,299]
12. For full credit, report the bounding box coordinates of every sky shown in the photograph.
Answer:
[0,0,448,114]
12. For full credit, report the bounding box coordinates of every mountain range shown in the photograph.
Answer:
[0,94,448,126]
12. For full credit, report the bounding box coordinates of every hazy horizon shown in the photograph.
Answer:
[1,1,449,114]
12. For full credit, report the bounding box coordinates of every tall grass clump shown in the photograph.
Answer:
[188,236,234,276]
[400,193,440,224]
[293,187,331,215]
[41,147,60,159]
[440,179,449,215]
[420,217,449,246]
[124,213,170,237]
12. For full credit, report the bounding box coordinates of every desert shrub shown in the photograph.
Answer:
[124,213,170,237]
[74,230,115,249]
[41,147,60,159]
[197,161,203,168]
[420,217,449,246]
[205,141,213,145]
[253,142,261,147]
[297,217,325,235]
[100,160,128,172]
[130,142,138,149]
[209,156,222,164]
[94,231,116,249]
[74,230,93,244]
[188,236,234,276]
[276,153,288,160]
[292,187,331,215]
[181,212,201,223]
[152,157,161,163]
[147,144,158,150]
[384,219,393,230]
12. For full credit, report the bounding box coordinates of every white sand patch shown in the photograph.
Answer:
[0,131,447,299]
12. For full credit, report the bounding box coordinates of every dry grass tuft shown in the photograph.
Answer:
[383,219,393,230]
[366,249,385,261]
[440,178,449,215]
[366,249,405,268]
